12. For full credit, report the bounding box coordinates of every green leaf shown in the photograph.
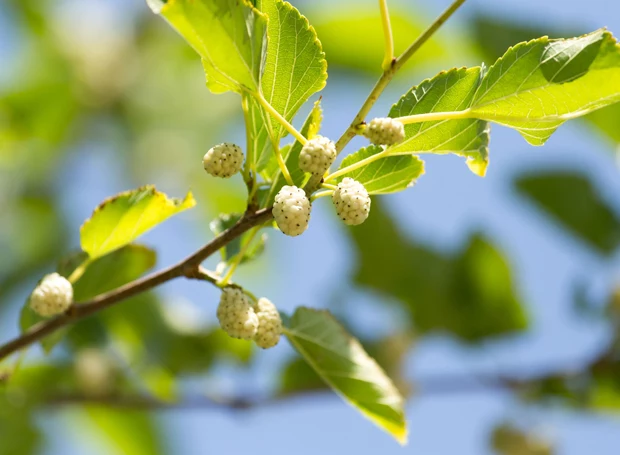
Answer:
[348,201,527,342]
[259,99,323,206]
[515,171,620,255]
[470,29,620,145]
[250,0,327,171]
[389,67,490,177]
[80,407,165,455]
[284,307,407,444]
[148,0,267,94]
[470,14,620,149]
[334,145,425,194]
[80,185,195,260]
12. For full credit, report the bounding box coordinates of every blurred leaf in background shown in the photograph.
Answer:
[347,201,528,342]
[515,171,620,255]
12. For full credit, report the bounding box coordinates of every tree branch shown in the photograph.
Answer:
[0,208,274,362]
[334,0,467,153]
[41,353,606,411]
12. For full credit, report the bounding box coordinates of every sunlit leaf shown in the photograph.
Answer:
[250,0,327,171]
[470,29,620,145]
[389,67,490,177]
[334,145,425,194]
[147,0,267,94]
[285,307,407,444]
[80,186,195,260]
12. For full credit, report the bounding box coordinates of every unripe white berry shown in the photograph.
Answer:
[364,117,405,146]
[253,298,282,349]
[273,185,311,236]
[29,273,73,317]
[332,178,371,226]
[299,136,337,175]
[203,143,244,178]
[216,288,258,340]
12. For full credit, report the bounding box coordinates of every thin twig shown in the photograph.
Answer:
[379,0,394,70]
[334,0,467,153]
[0,208,274,362]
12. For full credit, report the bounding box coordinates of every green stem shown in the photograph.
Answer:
[219,227,260,286]
[325,147,391,182]
[334,0,468,153]
[241,94,257,202]
[274,141,294,186]
[253,91,308,145]
[310,190,333,202]
[67,259,92,283]
[251,91,295,186]
[321,183,338,190]
[379,0,394,70]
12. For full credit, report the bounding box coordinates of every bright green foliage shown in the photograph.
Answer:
[470,13,620,149]
[250,0,327,171]
[80,407,164,455]
[515,171,620,255]
[80,186,195,260]
[470,29,620,145]
[389,67,490,177]
[334,146,425,194]
[349,202,527,342]
[147,0,266,94]
[284,307,407,444]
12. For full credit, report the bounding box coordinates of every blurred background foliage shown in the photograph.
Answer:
[1,0,619,454]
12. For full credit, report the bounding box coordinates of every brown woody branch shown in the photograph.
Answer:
[0,208,273,362]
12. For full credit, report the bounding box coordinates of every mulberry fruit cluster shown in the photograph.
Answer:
[216,289,283,350]
[332,177,371,226]
[364,117,405,146]
[299,136,337,175]
[216,287,258,340]
[29,273,73,317]
[273,185,311,236]
[203,143,244,178]
[252,298,282,349]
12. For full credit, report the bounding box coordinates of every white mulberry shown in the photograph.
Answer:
[29,273,73,317]
[216,288,258,340]
[364,117,405,146]
[253,298,282,349]
[299,136,337,175]
[203,143,244,178]
[332,178,371,226]
[273,185,311,236]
